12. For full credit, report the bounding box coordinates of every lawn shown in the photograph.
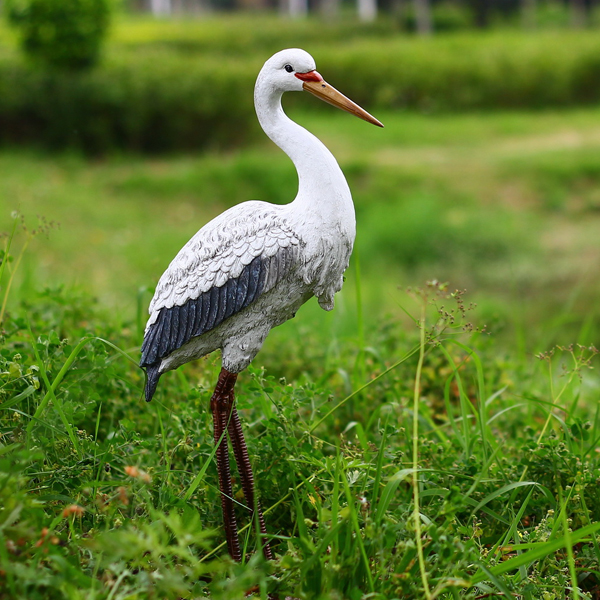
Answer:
[2,106,600,346]
[2,56,600,600]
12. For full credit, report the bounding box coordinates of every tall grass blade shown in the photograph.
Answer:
[470,481,541,517]
[0,216,20,325]
[310,344,420,432]
[470,522,600,585]
[375,468,413,525]
[182,426,227,502]
[27,324,80,455]
[412,304,432,599]
[472,563,516,599]
[341,460,374,593]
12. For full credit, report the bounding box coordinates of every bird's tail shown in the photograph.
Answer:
[143,363,162,402]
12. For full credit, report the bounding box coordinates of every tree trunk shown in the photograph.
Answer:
[468,0,491,27]
[150,0,172,15]
[279,0,308,18]
[521,0,536,28]
[412,0,432,34]
[390,0,406,28]
[189,0,211,13]
[570,0,588,27]
[320,0,340,21]
[357,0,377,22]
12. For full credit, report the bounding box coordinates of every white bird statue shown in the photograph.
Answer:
[140,48,383,563]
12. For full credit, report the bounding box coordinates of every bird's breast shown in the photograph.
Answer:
[286,201,355,309]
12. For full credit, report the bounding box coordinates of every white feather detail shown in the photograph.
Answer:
[147,201,301,324]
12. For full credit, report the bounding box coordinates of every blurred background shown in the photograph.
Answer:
[1,0,600,355]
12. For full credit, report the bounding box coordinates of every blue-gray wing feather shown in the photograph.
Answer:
[140,250,294,372]
[140,202,302,401]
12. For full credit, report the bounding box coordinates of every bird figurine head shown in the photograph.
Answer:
[256,48,383,128]
[256,48,317,93]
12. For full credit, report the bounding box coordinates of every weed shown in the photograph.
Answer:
[0,211,57,325]
[1,101,600,597]
[1,270,598,598]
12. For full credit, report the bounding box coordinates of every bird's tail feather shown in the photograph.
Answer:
[144,363,162,402]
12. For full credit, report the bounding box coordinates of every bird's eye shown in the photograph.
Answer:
[284,64,294,73]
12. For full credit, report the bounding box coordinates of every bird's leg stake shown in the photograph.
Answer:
[211,368,273,562]
[227,404,273,561]
[211,369,242,562]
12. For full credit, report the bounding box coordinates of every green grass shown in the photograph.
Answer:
[2,106,600,598]
[2,107,600,344]
[1,276,599,598]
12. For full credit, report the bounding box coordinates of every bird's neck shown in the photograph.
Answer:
[254,86,354,224]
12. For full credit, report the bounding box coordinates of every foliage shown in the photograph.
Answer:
[1,85,600,597]
[2,23,600,151]
[0,49,253,153]
[1,217,600,597]
[5,0,112,70]
[5,106,600,346]
[0,270,600,599]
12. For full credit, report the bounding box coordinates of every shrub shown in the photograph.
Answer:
[402,1,472,32]
[5,0,111,70]
[0,50,257,153]
[2,27,600,152]
[313,32,600,112]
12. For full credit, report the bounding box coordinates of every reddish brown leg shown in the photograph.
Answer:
[228,403,274,561]
[211,367,274,563]
[211,369,241,562]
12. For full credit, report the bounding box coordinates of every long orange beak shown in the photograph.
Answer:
[296,70,384,128]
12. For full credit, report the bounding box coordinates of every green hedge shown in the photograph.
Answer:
[5,0,112,70]
[2,29,600,152]
[0,50,258,152]
[317,32,600,111]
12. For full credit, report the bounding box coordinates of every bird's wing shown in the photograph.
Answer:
[140,202,301,368]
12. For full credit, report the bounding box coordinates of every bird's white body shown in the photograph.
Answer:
[144,49,355,380]
[141,48,382,564]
